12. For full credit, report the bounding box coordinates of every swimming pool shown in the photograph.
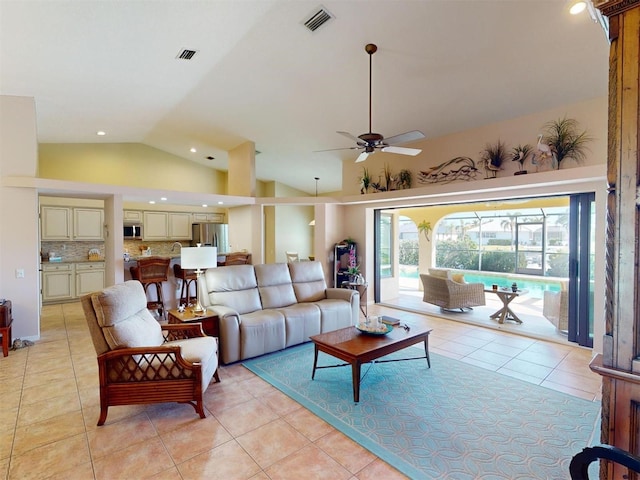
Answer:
[400,267,564,300]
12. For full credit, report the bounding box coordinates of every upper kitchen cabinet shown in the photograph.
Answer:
[41,206,104,241]
[142,211,191,240]
[168,213,192,239]
[73,208,104,240]
[142,211,168,240]
[41,206,72,240]
[192,212,225,223]
[123,210,143,224]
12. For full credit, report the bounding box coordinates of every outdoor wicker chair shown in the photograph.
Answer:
[420,271,486,312]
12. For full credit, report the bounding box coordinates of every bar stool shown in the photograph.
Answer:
[130,257,171,320]
[173,264,197,307]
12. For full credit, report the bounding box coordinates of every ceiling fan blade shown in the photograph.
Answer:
[314,146,360,153]
[381,146,422,156]
[355,151,371,163]
[384,130,425,146]
[336,131,361,143]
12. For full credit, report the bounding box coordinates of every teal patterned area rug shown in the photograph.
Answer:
[243,343,599,479]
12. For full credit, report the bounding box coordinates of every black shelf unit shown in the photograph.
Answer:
[334,242,356,288]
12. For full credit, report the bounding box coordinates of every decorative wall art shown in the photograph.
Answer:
[417,157,479,184]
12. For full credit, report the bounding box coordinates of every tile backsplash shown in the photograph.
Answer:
[41,240,195,262]
[41,242,105,262]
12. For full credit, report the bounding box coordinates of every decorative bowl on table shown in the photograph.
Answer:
[355,322,393,335]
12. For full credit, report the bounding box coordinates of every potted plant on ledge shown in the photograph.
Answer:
[542,117,592,169]
[480,140,507,178]
[511,144,533,175]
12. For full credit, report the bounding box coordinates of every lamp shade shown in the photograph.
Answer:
[180,246,217,270]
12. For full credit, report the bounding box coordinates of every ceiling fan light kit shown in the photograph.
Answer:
[324,43,425,163]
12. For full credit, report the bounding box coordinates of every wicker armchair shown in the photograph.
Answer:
[420,272,486,312]
[81,281,219,426]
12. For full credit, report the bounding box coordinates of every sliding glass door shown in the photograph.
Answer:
[568,193,595,347]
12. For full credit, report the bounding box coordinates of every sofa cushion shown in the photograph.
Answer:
[203,265,262,314]
[289,261,327,302]
[90,280,164,350]
[276,303,321,347]
[239,310,286,360]
[428,268,450,279]
[255,263,297,309]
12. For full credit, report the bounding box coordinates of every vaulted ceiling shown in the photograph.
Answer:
[0,1,609,195]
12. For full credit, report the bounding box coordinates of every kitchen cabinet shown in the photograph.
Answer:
[168,213,192,239]
[142,211,192,240]
[192,212,224,223]
[142,211,168,240]
[41,206,104,241]
[42,263,74,302]
[42,262,105,303]
[75,262,105,297]
[124,210,143,223]
[41,206,72,240]
[73,208,104,240]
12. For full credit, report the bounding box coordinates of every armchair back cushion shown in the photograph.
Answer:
[203,264,262,314]
[255,263,297,309]
[288,261,327,302]
[89,280,164,350]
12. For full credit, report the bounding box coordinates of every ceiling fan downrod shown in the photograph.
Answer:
[365,43,377,136]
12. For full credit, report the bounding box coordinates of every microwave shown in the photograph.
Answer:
[123,225,142,238]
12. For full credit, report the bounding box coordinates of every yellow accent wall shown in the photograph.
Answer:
[38,143,227,194]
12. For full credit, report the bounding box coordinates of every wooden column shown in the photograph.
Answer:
[592,1,640,478]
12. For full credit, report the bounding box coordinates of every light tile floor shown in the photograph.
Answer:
[0,301,601,479]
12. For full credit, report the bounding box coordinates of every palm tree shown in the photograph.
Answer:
[500,214,519,249]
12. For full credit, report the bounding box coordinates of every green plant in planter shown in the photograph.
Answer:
[511,144,533,174]
[542,117,592,169]
[382,164,395,191]
[358,167,371,194]
[398,169,412,189]
[480,140,508,178]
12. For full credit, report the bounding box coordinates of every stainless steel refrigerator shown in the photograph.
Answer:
[192,223,230,253]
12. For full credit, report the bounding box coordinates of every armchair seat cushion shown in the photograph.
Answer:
[166,336,219,389]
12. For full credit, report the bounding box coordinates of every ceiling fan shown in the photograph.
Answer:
[326,43,425,163]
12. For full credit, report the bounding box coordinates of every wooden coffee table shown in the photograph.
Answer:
[310,321,432,403]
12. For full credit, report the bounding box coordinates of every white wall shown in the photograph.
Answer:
[0,97,40,340]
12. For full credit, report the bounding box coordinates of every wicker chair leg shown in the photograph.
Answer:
[97,402,109,426]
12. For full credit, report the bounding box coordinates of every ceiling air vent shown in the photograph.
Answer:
[303,6,333,32]
[176,49,198,60]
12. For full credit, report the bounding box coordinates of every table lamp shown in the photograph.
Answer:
[180,245,217,315]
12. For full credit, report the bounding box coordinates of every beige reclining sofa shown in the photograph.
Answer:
[199,261,359,364]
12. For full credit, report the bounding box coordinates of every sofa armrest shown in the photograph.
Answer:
[205,305,242,364]
[326,287,357,302]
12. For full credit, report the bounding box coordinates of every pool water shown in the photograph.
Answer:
[399,266,564,300]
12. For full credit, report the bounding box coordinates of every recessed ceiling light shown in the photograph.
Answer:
[160,197,167,201]
[190,148,197,153]
[202,204,208,208]
[149,200,156,204]
[96,131,106,136]
[570,1,587,14]
[218,201,224,205]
